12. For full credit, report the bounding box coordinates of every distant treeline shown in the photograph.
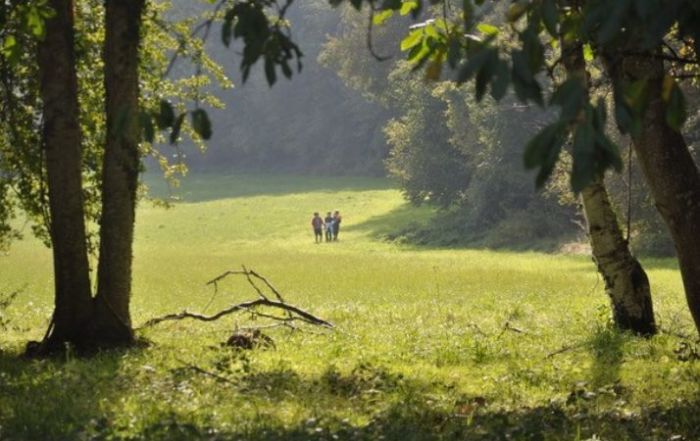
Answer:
[175,2,391,176]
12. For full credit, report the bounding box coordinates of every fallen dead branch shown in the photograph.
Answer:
[140,267,333,331]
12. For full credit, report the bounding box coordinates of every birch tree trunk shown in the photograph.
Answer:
[580,177,655,334]
[561,23,656,335]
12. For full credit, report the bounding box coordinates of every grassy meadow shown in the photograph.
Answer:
[0,174,699,440]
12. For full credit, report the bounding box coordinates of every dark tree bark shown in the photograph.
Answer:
[606,49,700,334]
[36,0,94,350]
[561,32,656,335]
[93,0,145,345]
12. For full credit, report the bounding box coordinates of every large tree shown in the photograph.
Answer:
[0,0,300,352]
[355,0,698,332]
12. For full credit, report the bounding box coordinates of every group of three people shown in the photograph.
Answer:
[311,210,342,243]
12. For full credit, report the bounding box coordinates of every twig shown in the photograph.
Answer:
[467,323,489,337]
[497,321,533,338]
[176,358,237,385]
[241,265,270,301]
[366,5,391,61]
[545,341,588,359]
[659,327,693,340]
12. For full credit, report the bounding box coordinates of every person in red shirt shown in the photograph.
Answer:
[311,212,324,243]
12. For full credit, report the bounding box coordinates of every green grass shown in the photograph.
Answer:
[0,173,698,440]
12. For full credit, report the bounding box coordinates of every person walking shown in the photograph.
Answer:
[332,210,342,241]
[311,212,324,243]
[324,211,334,242]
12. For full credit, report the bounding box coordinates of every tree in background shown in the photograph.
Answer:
[320,7,577,249]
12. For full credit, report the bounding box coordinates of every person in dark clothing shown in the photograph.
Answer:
[333,210,342,241]
[311,212,324,243]
[324,212,334,242]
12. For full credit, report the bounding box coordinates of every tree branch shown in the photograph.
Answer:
[140,268,333,329]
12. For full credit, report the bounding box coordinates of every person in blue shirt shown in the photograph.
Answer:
[324,212,334,242]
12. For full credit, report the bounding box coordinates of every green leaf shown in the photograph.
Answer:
[157,100,175,130]
[550,78,585,122]
[373,10,393,25]
[490,59,510,101]
[400,0,419,15]
[456,46,491,84]
[571,114,596,192]
[264,57,277,86]
[474,50,497,101]
[169,113,186,145]
[511,51,543,105]
[26,6,46,38]
[221,10,234,47]
[665,80,687,131]
[541,0,558,36]
[1,35,20,64]
[140,111,155,144]
[523,122,566,188]
[400,30,423,51]
[582,44,594,62]
[190,109,213,140]
[476,23,499,36]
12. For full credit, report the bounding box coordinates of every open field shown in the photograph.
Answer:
[0,174,698,440]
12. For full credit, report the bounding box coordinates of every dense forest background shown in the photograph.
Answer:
[164,0,700,254]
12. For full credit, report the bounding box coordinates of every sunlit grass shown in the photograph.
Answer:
[0,173,698,440]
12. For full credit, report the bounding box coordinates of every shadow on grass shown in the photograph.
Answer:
[133,387,700,441]
[143,173,395,203]
[0,349,126,440]
[345,204,571,253]
[2,347,699,441]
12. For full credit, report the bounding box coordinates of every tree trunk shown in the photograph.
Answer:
[93,0,145,345]
[35,0,94,351]
[561,29,656,335]
[580,177,655,334]
[607,49,700,334]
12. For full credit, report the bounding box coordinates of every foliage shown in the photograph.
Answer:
[176,0,391,176]
[349,0,700,192]
[0,174,698,440]
[0,0,230,251]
